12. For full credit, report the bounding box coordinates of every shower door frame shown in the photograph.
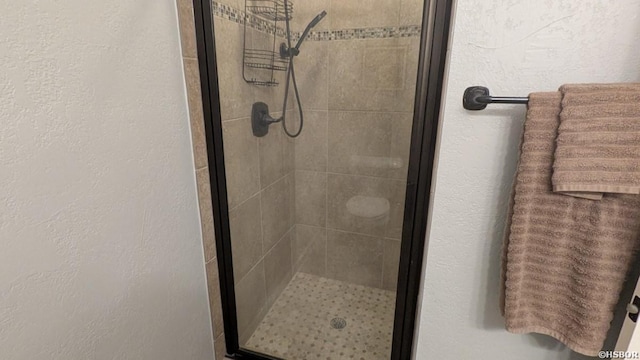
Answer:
[192,0,453,358]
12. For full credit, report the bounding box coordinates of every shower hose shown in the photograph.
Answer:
[280,0,304,138]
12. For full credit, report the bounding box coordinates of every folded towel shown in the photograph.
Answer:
[501,92,640,356]
[552,83,640,199]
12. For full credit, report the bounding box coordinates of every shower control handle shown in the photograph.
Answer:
[261,112,280,124]
[251,102,280,137]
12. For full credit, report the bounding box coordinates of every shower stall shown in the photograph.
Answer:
[192,0,452,358]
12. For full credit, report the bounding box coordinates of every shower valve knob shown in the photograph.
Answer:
[251,102,280,137]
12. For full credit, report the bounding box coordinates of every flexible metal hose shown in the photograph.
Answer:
[279,0,304,138]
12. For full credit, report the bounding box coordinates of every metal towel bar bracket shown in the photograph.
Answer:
[463,86,529,110]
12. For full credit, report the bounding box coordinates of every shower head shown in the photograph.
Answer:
[293,10,327,52]
[307,10,328,31]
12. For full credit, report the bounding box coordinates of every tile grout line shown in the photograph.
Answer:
[324,76,329,276]
[297,169,408,182]
[255,113,268,325]
[229,168,290,213]
[234,196,296,288]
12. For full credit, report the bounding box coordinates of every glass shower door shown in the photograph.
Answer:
[210,0,425,358]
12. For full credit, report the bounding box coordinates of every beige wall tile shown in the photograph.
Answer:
[295,170,327,227]
[285,81,297,112]
[293,42,329,111]
[404,37,421,96]
[326,229,383,288]
[291,0,330,31]
[214,18,255,120]
[382,239,401,291]
[293,225,327,276]
[363,46,407,90]
[284,129,295,174]
[389,112,414,180]
[217,0,243,11]
[236,260,267,343]
[288,168,296,227]
[400,0,425,26]
[261,174,294,253]
[206,259,224,338]
[326,173,405,238]
[330,0,400,29]
[294,111,328,172]
[184,59,208,170]
[222,118,260,209]
[328,38,417,112]
[214,332,227,360]
[264,230,293,307]
[229,194,263,282]
[386,181,406,239]
[196,168,216,262]
[258,125,287,188]
[177,0,197,59]
[328,111,393,178]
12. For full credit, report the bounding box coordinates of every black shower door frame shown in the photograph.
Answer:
[192,0,453,358]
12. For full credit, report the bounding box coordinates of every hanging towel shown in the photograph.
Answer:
[501,92,640,356]
[552,83,640,200]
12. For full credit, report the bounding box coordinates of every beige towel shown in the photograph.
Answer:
[501,92,640,356]
[552,83,640,200]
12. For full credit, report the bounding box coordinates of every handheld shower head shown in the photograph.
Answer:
[307,11,328,31]
[293,10,327,52]
[272,7,327,138]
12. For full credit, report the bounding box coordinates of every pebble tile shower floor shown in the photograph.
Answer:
[245,272,396,359]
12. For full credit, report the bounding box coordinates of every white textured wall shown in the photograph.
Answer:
[0,1,214,359]
[416,1,640,359]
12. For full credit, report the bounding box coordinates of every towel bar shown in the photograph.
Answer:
[463,86,529,110]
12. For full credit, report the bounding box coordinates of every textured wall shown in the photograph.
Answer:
[0,1,214,359]
[415,1,640,359]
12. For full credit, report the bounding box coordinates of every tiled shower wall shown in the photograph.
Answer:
[216,17,296,348]
[177,0,423,356]
[183,0,300,348]
[210,0,301,346]
[291,0,423,291]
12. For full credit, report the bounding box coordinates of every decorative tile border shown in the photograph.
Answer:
[211,1,421,41]
[291,25,422,42]
[211,2,287,37]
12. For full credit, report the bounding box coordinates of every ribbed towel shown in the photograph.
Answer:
[501,92,640,356]
[553,83,640,200]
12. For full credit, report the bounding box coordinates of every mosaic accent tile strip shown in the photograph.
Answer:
[211,1,287,37]
[211,1,421,41]
[291,25,422,42]
[244,272,396,360]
